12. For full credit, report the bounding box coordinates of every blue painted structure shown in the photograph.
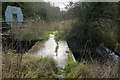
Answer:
[5,6,23,22]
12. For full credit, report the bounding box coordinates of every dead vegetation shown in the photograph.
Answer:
[65,60,119,78]
[2,52,58,78]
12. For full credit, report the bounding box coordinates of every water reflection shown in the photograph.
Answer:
[27,34,75,69]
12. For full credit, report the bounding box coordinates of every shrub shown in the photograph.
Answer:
[65,2,119,61]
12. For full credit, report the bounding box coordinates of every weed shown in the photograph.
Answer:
[54,32,59,55]
[64,51,77,75]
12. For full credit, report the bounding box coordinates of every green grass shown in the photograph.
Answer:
[57,70,63,75]
[64,51,118,78]
[64,51,77,75]
[66,62,89,78]
[54,33,59,55]
[55,45,59,56]
[45,31,54,34]
[64,51,90,78]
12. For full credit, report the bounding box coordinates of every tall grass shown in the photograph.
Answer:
[2,48,119,78]
[21,55,58,78]
[2,53,59,78]
[6,20,62,40]
[65,60,119,78]
[2,53,19,78]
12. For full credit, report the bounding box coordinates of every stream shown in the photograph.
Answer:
[26,33,75,69]
[26,32,119,67]
[25,32,119,78]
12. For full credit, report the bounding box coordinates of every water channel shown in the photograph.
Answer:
[26,33,75,69]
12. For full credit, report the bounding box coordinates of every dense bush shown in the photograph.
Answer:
[65,2,119,61]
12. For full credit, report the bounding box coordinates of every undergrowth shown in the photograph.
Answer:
[65,60,118,78]
[21,55,58,78]
[2,53,59,78]
[64,51,118,78]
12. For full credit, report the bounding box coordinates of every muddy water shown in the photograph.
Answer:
[26,34,75,69]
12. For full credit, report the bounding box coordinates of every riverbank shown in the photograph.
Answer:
[2,30,52,53]
[2,31,61,78]
[2,53,58,78]
[2,31,119,78]
[2,52,119,78]
[2,31,75,78]
[52,30,119,78]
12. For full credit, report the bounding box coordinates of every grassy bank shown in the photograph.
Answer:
[21,55,58,78]
[65,60,118,78]
[2,53,59,78]
[2,49,119,78]
[62,51,118,78]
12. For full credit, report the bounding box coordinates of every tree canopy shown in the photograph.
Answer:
[2,2,61,22]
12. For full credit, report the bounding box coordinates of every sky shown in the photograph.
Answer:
[43,0,120,11]
[1,0,119,11]
[44,0,79,11]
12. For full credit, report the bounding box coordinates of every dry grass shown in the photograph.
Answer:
[87,61,118,78]
[21,55,58,78]
[5,20,62,40]
[2,53,59,78]
[66,60,119,78]
[2,53,19,78]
